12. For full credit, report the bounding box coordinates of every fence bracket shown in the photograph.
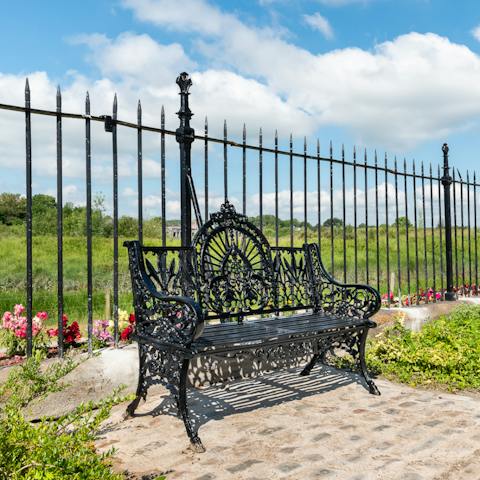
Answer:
[102,115,114,133]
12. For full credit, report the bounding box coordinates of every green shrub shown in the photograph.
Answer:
[367,305,480,390]
[0,353,130,479]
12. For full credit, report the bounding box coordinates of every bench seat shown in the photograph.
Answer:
[193,315,372,353]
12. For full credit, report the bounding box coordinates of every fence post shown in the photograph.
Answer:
[441,143,456,300]
[176,72,194,247]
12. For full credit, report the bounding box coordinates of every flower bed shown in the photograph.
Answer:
[1,303,136,362]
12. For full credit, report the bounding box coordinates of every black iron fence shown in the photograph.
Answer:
[0,72,478,357]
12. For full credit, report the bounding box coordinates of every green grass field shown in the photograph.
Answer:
[0,227,477,326]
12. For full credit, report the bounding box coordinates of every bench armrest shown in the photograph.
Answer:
[304,243,381,321]
[124,241,204,346]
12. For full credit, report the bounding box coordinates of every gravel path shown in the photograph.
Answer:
[97,365,480,480]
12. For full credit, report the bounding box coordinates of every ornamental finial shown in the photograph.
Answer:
[442,143,449,155]
[176,72,192,94]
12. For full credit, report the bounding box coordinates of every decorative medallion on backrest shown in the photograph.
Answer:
[192,201,275,318]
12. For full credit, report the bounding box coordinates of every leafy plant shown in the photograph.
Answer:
[367,305,480,390]
[0,352,132,479]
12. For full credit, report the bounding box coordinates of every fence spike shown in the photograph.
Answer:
[341,143,345,159]
[329,140,333,158]
[137,99,142,119]
[85,91,90,109]
[353,145,356,162]
[25,78,30,96]
[113,93,118,113]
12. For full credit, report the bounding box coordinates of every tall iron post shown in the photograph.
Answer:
[442,143,456,300]
[176,72,194,247]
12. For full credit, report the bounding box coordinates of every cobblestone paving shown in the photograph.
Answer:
[97,366,480,480]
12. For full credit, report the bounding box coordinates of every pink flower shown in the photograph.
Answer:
[47,328,58,337]
[14,304,25,316]
[2,311,12,329]
[36,311,48,321]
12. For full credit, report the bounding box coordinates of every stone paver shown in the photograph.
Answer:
[96,365,480,480]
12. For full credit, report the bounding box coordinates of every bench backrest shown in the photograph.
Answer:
[138,202,316,321]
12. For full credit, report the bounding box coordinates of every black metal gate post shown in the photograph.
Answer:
[442,143,456,300]
[176,72,194,247]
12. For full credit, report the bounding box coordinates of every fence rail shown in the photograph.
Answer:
[0,72,478,357]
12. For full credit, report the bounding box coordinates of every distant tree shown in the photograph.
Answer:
[32,194,56,235]
[393,216,412,228]
[0,193,26,224]
[143,217,163,238]
[323,217,343,228]
[118,216,138,237]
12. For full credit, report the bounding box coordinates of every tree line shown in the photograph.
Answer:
[0,192,169,237]
[0,192,413,238]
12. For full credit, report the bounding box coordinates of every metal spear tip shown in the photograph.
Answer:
[176,72,192,94]
[25,78,30,92]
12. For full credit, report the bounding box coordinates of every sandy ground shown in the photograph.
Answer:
[96,365,480,480]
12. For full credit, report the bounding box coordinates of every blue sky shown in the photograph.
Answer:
[1,0,480,221]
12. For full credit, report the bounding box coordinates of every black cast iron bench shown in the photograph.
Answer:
[124,201,381,452]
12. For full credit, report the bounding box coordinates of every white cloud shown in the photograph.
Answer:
[472,25,480,42]
[303,12,334,39]
[72,32,196,85]
[123,0,480,149]
[121,0,227,36]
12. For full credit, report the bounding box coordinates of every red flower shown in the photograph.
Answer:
[120,325,134,341]
[128,313,136,324]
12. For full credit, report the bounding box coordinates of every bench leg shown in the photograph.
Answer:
[177,359,206,453]
[358,328,381,396]
[300,353,320,376]
[125,343,148,418]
